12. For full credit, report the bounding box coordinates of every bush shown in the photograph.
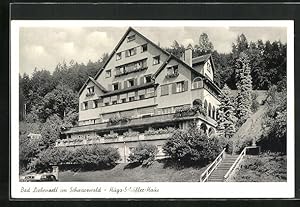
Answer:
[174,105,206,118]
[123,131,139,137]
[163,127,223,166]
[128,143,158,167]
[144,127,175,136]
[29,145,121,172]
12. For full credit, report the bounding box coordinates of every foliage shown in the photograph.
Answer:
[40,114,64,148]
[123,131,140,137]
[174,105,207,118]
[229,152,286,182]
[251,92,260,113]
[165,40,186,58]
[144,127,175,136]
[194,33,214,57]
[163,127,223,166]
[217,84,237,139]
[259,84,287,153]
[29,145,120,172]
[128,143,158,167]
[235,52,253,128]
[103,133,118,139]
[108,116,131,125]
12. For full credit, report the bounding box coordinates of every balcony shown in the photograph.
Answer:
[56,132,172,147]
[63,111,216,135]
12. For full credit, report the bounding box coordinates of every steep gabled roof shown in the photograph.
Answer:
[92,27,220,92]
[78,76,108,96]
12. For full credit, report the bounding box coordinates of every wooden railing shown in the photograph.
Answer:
[223,146,259,181]
[199,148,226,182]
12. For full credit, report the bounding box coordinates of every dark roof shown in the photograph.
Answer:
[192,54,211,65]
[101,82,156,97]
[78,76,108,96]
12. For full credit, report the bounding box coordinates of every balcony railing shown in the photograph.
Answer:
[56,133,172,147]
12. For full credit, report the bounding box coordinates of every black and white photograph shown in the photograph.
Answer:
[10,20,294,198]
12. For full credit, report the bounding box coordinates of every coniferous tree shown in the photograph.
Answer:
[217,84,237,139]
[235,52,253,128]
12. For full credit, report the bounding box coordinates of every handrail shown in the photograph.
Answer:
[223,147,249,180]
[200,148,226,182]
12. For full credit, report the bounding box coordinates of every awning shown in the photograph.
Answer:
[119,93,127,99]
[138,89,146,95]
[111,95,118,101]
[128,92,135,97]
[103,97,110,103]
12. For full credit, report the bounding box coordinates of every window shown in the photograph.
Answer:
[141,44,147,52]
[207,62,212,73]
[112,83,119,91]
[153,56,160,65]
[105,70,111,78]
[93,100,98,108]
[104,102,110,106]
[162,107,172,114]
[116,52,122,60]
[121,98,126,103]
[112,100,117,105]
[167,65,179,75]
[126,48,136,57]
[139,94,145,100]
[127,79,135,87]
[176,81,184,93]
[87,86,94,93]
[161,85,169,96]
[129,97,135,102]
[146,87,155,98]
[144,75,152,83]
[82,102,88,110]
[192,78,203,89]
[127,34,135,42]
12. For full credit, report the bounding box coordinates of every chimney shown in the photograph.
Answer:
[184,47,192,67]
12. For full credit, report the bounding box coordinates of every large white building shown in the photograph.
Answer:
[57,27,222,162]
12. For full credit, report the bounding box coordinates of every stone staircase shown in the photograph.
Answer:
[207,154,239,182]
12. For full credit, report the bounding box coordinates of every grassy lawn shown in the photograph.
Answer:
[228,153,287,182]
[58,159,207,182]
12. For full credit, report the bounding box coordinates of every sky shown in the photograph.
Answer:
[19,26,287,76]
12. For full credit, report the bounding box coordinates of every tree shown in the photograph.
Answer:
[128,143,158,167]
[165,40,186,58]
[217,84,237,139]
[232,34,248,59]
[163,126,223,166]
[235,52,253,128]
[194,33,214,57]
[40,114,64,148]
[38,84,78,121]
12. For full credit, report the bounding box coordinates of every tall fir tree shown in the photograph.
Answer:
[217,84,237,139]
[235,52,253,128]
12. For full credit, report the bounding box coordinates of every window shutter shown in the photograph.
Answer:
[172,83,176,94]
[140,76,144,85]
[80,103,83,111]
[88,101,93,109]
[125,50,128,57]
[124,81,128,88]
[108,84,112,91]
[184,80,188,91]
[134,78,137,86]
[118,82,122,90]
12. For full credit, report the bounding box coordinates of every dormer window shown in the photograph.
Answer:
[86,86,95,96]
[127,34,135,42]
[141,44,147,52]
[88,86,94,93]
[105,70,111,78]
[144,75,152,83]
[116,52,122,60]
[207,62,212,73]
[153,55,160,65]
[166,65,179,78]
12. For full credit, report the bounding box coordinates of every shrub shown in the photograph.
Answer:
[123,131,139,137]
[128,143,158,167]
[144,127,175,136]
[174,105,207,118]
[29,145,120,172]
[163,127,223,166]
[108,116,130,125]
[104,133,118,139]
